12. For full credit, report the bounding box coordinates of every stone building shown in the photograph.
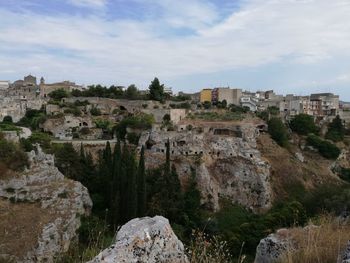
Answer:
[216,88,242,105]
[39,77,84,98]
[309,93,339,116]
[7,75,40,100]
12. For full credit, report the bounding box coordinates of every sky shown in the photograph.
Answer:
[0,0,350,100]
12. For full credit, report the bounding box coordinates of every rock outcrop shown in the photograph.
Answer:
[139,120,272,212]
[0,145,92,262]
[341,241,350,263]
[254,229,294,263]
[87,216,188,263]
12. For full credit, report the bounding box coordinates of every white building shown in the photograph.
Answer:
[240,96,258,111]
[0,81,9,90]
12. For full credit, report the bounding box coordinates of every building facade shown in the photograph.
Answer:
[200,89,212,103]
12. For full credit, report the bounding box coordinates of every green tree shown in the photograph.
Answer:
[137,146,146,217]
[111,140,121,226]
[326,115,345,142]
[268,118,289,147]
[183,167,201,228]
[307,134,341,159]
[290,114,318,135]
[48,89,69,100]
[148,77,165,102]
[90,107,101,116]
[125,84,139,100]
[126,149,137,221]
[54,143,83,181]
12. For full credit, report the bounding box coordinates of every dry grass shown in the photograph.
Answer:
[0,199,56,259]
[188,230,245,263]
[280,216,350,263]
[257,134,341,201]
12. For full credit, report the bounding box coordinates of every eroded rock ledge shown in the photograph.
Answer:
[0,145,92,262]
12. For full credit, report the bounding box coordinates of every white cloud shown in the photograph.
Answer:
[68,0,107,8]
[0,0,350,90]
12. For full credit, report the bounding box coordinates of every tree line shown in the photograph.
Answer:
[54,139,201,231]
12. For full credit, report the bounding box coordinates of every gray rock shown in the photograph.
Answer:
[254,229,293,263]
[340,240,350,263]
[87,216,188,263]
[0,145,92,262]
[139,123,272,213]
[295,152,304,163]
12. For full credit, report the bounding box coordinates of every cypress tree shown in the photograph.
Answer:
[119,144,129,223]
[137,146,146,217]
[167,164,183,221]
[110,140,121,226]
[165,138,171,176]
[79,143,85,161]
[184,167,201,228]
[103,141,112,169]
[126,149,137,220]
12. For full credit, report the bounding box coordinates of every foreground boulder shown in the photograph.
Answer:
[87,216,188,263]
[254,228,294,263]
[0,145,92,262]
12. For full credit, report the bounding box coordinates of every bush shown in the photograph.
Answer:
[115,113,154,139]
[17,109,47,130]
[25,132,52,152]
[127,132,140,145]
[268,118,289,147]
[90,107,101,116]
[74,100,90,107]
[326,115,345,142]
[306,134,340,159]
[229,104,249,113]
[203,101,211,109]
[290,114,318,135]
[48,88,69,100]
[64,108,81,116]
[0,137,29,172]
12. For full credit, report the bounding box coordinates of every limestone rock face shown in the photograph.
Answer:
[0,145,92,262]
[341,241,350,263]
[139,121,272,212]
[87,216,188,263]
[254,229,293,263]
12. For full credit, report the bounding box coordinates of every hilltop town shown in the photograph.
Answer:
[1,75,350,263]
[0,75,348,140]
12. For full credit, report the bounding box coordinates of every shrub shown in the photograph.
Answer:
[325,115,345,142]
[115,113,154,139]
[229,104,249,113]
[25,132,52,152]
[290,114,318,135]
[268,118,289,147]
[0,137,29,172]
[74,100,90,107]
[203,101,211,109]
[306,134,340,159]
[17,109,47,130]
[90,107,101,116]
[48,88,69,100]
[64,108,81,116]
[127,132,140,145]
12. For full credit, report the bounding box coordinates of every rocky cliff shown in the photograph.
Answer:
[87,216,188,263]
[0,145,92,262]
[139,120,272,212]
